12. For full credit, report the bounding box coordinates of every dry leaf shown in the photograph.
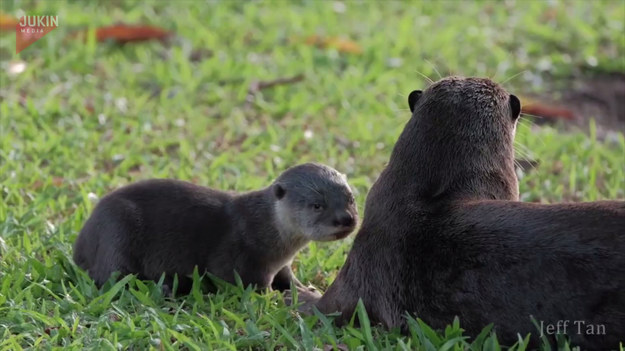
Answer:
[51,177,64,187]
[96,24,170,43]
[31,177,65,190]
[303,35,363,54]
[44,326,60,335]
[0,13,18,32]
[541,8,558,22]
[84,98,95,114]
[521,99,575,121]
[73,24,171,44]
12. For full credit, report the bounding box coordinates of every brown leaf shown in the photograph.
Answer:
[84,98,95,114]
[323,344,349,351]
[303,35,362,54]
[96,24,170,43]
[44,326,60,335]
[51,177,64,187]
[551,160,564,175]
[31,177,65,190]
[72,24,171,44]
[109,314,120,322]
[0,13,18,32]
[31,180,44,190]
[541,8,558,22]
[521,99,575,121]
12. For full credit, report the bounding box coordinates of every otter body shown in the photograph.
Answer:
[314,77,625,348]
[74,163,357,293]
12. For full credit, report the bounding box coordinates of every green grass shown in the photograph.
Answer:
[1,0,624,349]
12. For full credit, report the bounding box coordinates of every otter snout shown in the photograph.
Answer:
[333,212,356,228]
[329,210,357,240]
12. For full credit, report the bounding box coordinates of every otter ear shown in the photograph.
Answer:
[408,90,422,113]
[509,94,521,119]
[274,184,286,200]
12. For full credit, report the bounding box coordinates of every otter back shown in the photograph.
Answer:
[314,77,625,349]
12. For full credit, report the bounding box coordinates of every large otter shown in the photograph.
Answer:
[73,163,358,294]
[308,77,625,348]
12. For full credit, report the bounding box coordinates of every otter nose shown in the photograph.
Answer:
[333,213,355,227]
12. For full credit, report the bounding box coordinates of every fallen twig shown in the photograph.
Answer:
[245,74,305,107]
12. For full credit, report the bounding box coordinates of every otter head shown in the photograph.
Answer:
[273,163,358,242]
[391,76,521,201]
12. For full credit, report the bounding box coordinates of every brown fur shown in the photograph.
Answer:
[312,77,625,348]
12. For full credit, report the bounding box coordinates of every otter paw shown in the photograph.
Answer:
[161,284,173,298]
[284,286,322,315]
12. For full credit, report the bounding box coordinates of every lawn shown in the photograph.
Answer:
[1,0,624,350]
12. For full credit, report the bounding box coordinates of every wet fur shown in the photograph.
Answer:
[315,77,625,348]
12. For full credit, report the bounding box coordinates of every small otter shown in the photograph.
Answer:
[309,77,625,348]
[73,162,358,294]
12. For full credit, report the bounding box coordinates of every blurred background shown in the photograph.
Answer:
[1,1,624,349]
[2,0,624,194]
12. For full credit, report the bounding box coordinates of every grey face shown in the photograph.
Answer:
[273,163,358,241]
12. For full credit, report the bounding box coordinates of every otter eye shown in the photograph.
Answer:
[312,203,323,211]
